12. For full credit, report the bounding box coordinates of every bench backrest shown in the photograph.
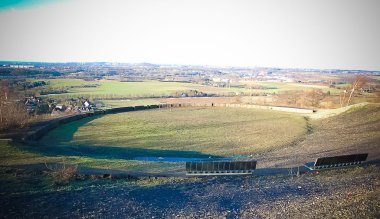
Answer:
[186,160,257,174]
[314,153,368,167]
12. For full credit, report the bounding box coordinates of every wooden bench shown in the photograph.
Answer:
[305,153,368,170]
[186,160,257,175]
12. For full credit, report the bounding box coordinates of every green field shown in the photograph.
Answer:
[33,79,341,100]
[240,81,341,93]
[36,79,252,98]
[39,107,307,157]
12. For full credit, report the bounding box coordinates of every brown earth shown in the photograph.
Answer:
[160,96,242,104]
[256,103,380,168]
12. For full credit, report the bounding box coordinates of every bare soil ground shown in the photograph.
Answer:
[0,165,379,218]
[160,96,242,104]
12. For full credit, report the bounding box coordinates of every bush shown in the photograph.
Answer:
[45,163,79,185]
[35,102,50,114]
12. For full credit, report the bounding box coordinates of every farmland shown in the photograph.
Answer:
[239,81,340,93]
[24,77,380,111]
[34,78,342,99]
[34,79,250,98]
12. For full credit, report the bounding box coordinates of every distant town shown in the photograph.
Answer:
[1,61,379,83]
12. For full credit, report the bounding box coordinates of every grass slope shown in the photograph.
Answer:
[39,107,307,157]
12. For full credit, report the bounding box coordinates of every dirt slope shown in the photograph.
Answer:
[257,103,380,168]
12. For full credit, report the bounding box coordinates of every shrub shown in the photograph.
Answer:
[45,163,79,185]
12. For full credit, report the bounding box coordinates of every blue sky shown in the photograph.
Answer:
[0,0,379,70]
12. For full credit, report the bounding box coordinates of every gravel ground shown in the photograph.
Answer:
[0,165,379,218]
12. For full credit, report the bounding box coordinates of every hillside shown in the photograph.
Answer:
[257,103,380,167]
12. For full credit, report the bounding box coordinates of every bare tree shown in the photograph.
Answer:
[0,80,29,131]
[302,89,324,107]
[339,89,348,108]
[346,75,368,106]
[275,89,324,108]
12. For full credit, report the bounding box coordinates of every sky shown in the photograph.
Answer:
[0,0,379,70]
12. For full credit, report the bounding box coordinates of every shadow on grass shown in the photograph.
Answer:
[33,114,221,160]
[30,144,218,160]
[38,115,101,144]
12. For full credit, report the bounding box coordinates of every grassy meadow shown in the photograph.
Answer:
[39,107,308,157]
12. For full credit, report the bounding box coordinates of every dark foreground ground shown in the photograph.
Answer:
[0,165,379,218]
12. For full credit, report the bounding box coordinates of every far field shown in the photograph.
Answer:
[30,78,380,110]
[34,79,251,98]
[33,79,341,99]
[39,107,308,157]
[239,81,340,93]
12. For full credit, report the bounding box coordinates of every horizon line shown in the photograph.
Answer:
[0,60,379,72]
